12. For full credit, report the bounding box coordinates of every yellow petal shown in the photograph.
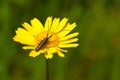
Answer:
[49,48,56,53]
[45,49,53,59]
[60,38,78,44]
[58,23,77,38]
[65,23,76,31]
[61,32,79,41]
[51,18,60,31]
[13,28,35,45]
[22,22,35,35]
[29,50,42,57]
[22,46,35,50]
[58,43,79,48]
[55,18,68,33]
[57,50,65,57]
[45,16,52,31]
[56,47,67,52]
[31,18,44,35]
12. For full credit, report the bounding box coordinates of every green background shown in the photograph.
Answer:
[0,0,120,80]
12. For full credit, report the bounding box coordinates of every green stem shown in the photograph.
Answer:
[46,59,50,80]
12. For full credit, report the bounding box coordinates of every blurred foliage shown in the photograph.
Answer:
[0,0,120,80]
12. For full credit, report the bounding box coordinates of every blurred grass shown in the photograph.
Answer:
[0,0,120,80]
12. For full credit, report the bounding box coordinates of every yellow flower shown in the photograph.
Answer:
[13,17,79,59]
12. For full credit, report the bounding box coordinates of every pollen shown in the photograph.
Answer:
[35,31,60,49]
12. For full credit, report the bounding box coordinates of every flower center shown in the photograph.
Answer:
[35,31,60,50]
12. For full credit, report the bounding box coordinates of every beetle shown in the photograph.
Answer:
[35,33,51,51]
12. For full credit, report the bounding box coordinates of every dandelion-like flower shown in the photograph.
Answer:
[13,17,79,59]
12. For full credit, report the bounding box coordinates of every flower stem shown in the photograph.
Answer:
[46,59,50,80]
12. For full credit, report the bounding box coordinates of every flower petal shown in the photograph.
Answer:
[29,50,43,57]
[61,32,79,41]
[56,47,67,52]
[22,46,35,50]
[58,43,79,48]
[56,50,65,57]
[60,38,78,44]
[45,49,53,59]
[45,16,52,31]
[58,23,77,38]
[13,28,36,45]
[22,22,35,35]
[31,18,44,35]
[55,18,68,33]
[49,47,56,53]
[51,18,60,32]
